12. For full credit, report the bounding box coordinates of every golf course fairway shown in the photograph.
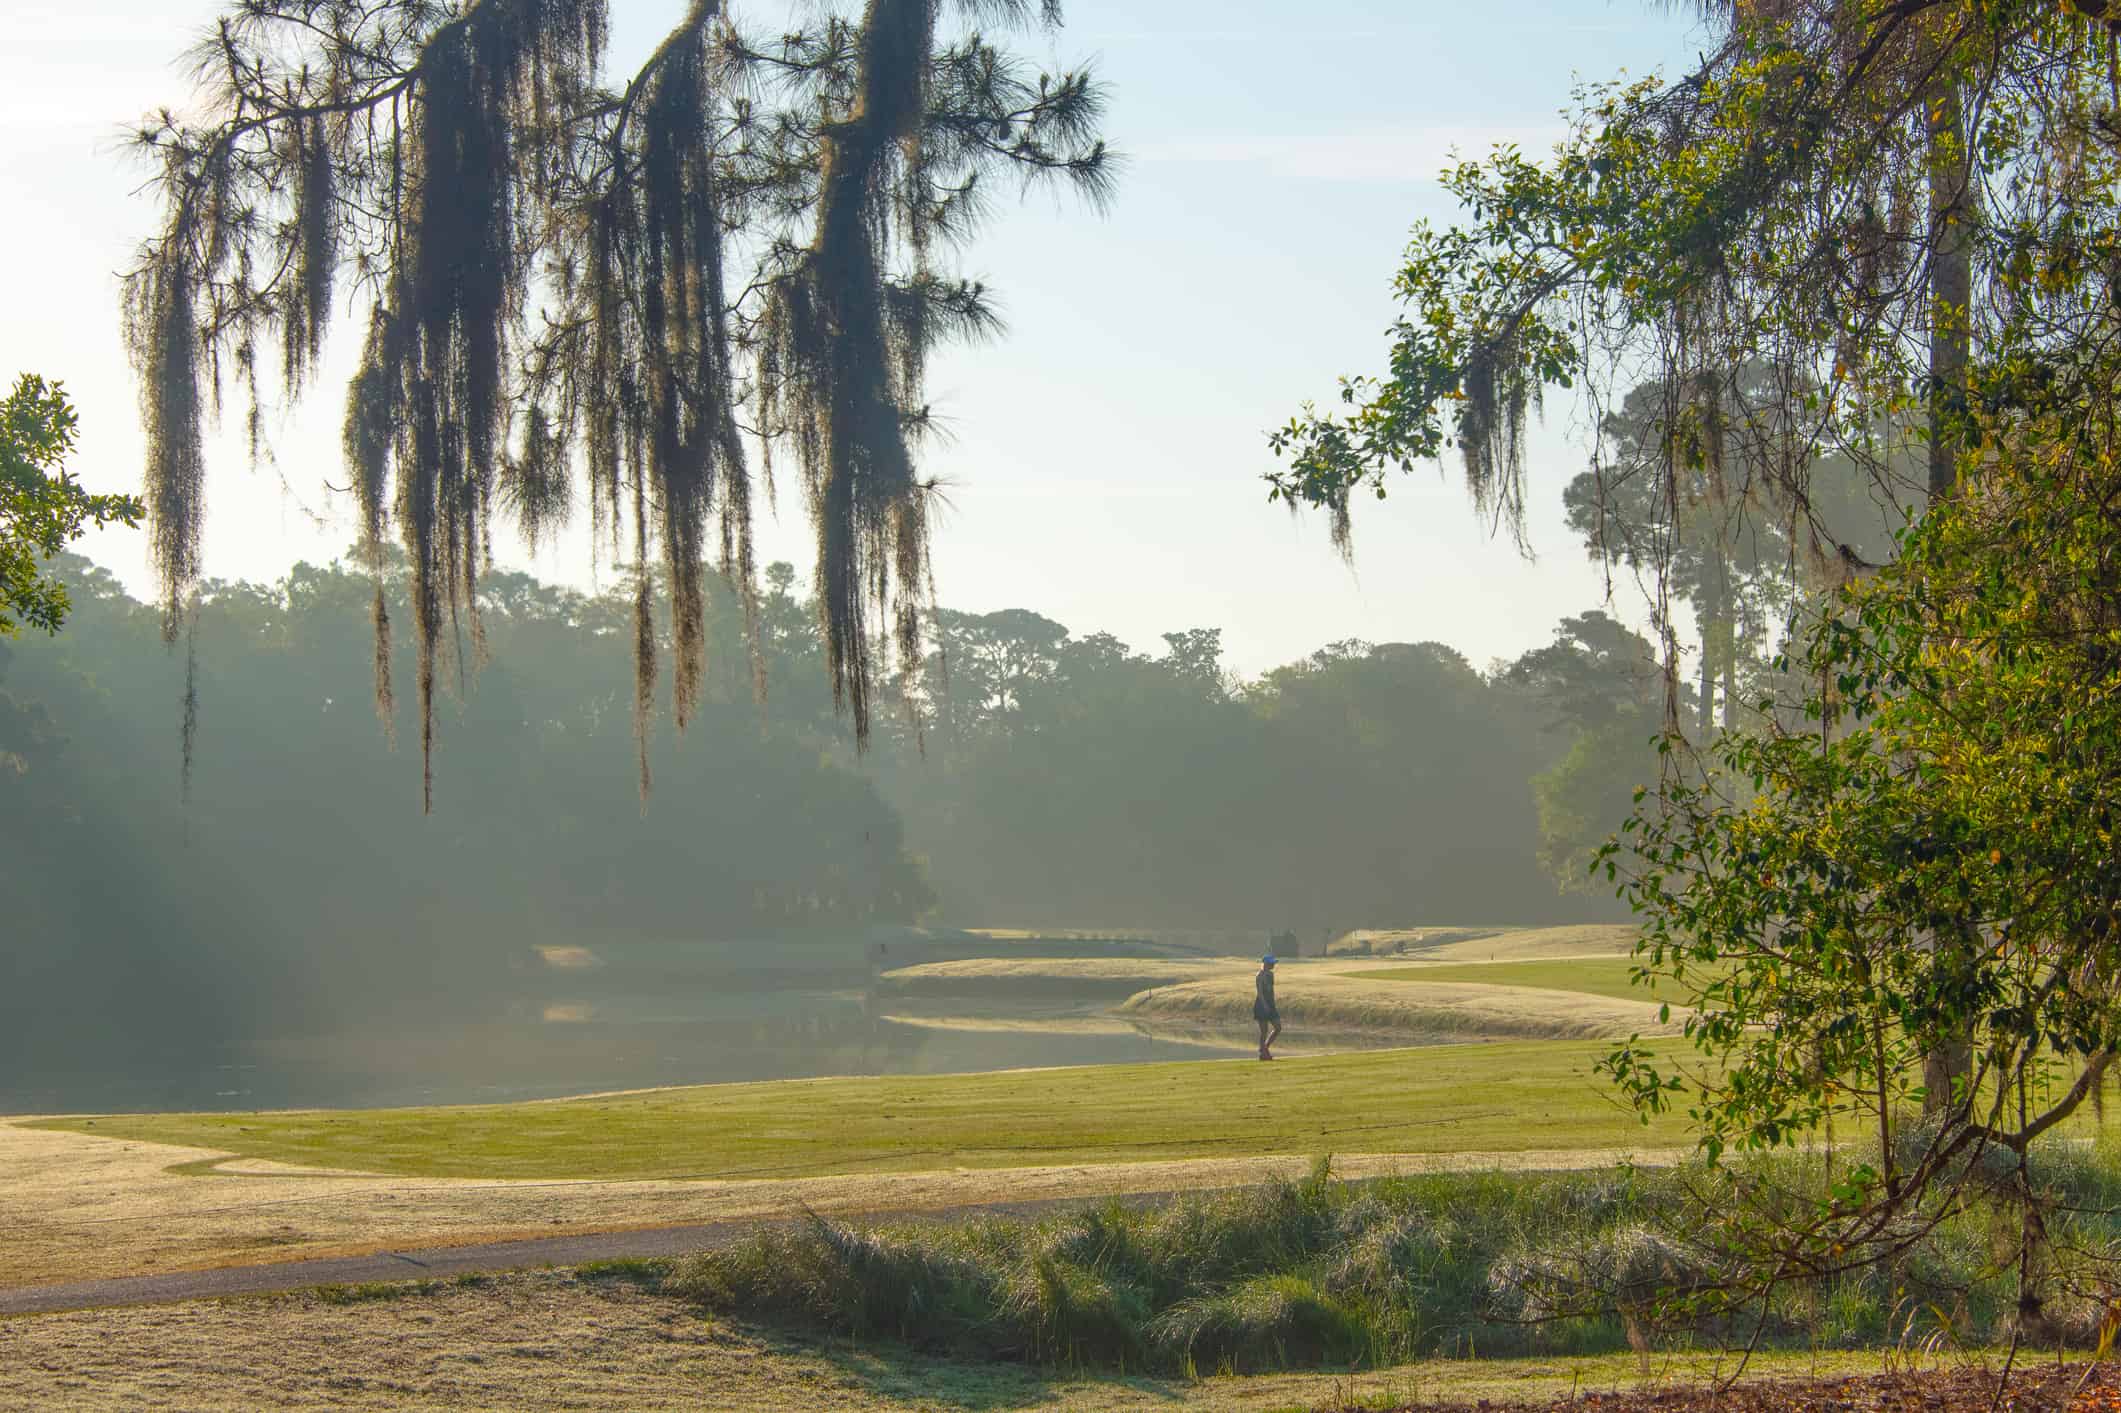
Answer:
[31,1040,1695,1181]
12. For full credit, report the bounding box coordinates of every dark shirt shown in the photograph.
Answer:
[1254,968,1277,1018]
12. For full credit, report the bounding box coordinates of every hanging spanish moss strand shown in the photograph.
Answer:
[126,0,1113,803]
[125,255,207,647]
[633,473,657,801]
[180,596,200,803]
[634,10,750,733]
[753,0,1113,743]
[344,310,398,741]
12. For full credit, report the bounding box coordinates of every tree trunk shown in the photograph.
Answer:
[1720,610,1738,731]
[1921,77,1975,1117]
[1697,596,1717,740]
[1926,83,1971,505]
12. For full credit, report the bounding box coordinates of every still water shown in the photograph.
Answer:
[4,936,1254,1114]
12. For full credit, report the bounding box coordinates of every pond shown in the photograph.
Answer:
[2,934,1263,1113]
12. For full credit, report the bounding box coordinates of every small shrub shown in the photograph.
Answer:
[1149,1273,1368,1371]
[1135,1166,1338,1301]
[666,1215,1001,1353]
[1820,1274,1887,1344]
[1000,1254,1150,1366]
[1490,1223,1718,1326]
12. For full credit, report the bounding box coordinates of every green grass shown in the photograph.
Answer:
[308,1279,447,1305]
[33,1041,1693,1181]
[1349,958,1716,1006]
[576,1257,673,1288]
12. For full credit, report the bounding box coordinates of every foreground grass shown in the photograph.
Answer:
[672,1149,2121,1376]
[33,1042,1691,1181]
[0,1262,2012,1413]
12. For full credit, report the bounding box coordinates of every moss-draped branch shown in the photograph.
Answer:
[126,0,1113,806]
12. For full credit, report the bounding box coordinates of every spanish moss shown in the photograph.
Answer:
[124,0,1113,804]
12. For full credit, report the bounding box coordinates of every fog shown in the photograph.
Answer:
[0,553,1630,1111]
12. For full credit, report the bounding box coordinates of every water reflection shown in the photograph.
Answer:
[1,936,1257,1113]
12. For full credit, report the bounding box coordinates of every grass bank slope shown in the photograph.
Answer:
[876,956,1240,999]
[32,1041,1692,1182]
[1334,925,1640,962]
[1121,969,1678,1042]
[1351,957,1698,1006]
[1420,925,1640,962]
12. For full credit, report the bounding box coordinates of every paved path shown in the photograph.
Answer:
[0,1195,1123,1317]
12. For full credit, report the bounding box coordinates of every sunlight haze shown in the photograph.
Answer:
[4,0,1702,673]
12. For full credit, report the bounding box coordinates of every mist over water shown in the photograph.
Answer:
[2,556,1615,1115]
[0,936,1254,1114]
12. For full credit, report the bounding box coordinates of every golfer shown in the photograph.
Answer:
[1254,954,1282,1060]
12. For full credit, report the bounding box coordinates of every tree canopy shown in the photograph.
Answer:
[1266,0,2119,580]
[0,375,142,639]
[1255,0,2121,1324]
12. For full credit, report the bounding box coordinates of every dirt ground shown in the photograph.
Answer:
[0,1117,1682,1289]
[1339,1363,2121,1411]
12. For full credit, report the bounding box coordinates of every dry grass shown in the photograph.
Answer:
[1327,927,1504,956]
[1119,969,1677,1042]
[0,1267,1990,1411]
[1332,925,1641,962]
[1416,926,1641,962]
[876,956,1239,997]
[876,1012,1197,1037]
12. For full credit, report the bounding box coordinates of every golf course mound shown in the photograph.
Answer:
[874,956,1241,999]
[1118,969,1676,1042]
[1332,924,1641,963]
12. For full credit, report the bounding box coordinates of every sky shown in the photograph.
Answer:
[3,0,1709,677]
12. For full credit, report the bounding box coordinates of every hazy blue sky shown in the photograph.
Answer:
[4,0,1705,674]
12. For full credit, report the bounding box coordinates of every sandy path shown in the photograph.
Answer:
[1,1118,1684,1290]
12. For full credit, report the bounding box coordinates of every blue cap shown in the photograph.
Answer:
[1261,954,1276,965]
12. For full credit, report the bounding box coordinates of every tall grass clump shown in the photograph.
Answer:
[666,1145,2121,1374]
[667,1214,1004,1348]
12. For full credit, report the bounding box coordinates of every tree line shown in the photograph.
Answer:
[0,541,1665,1071]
